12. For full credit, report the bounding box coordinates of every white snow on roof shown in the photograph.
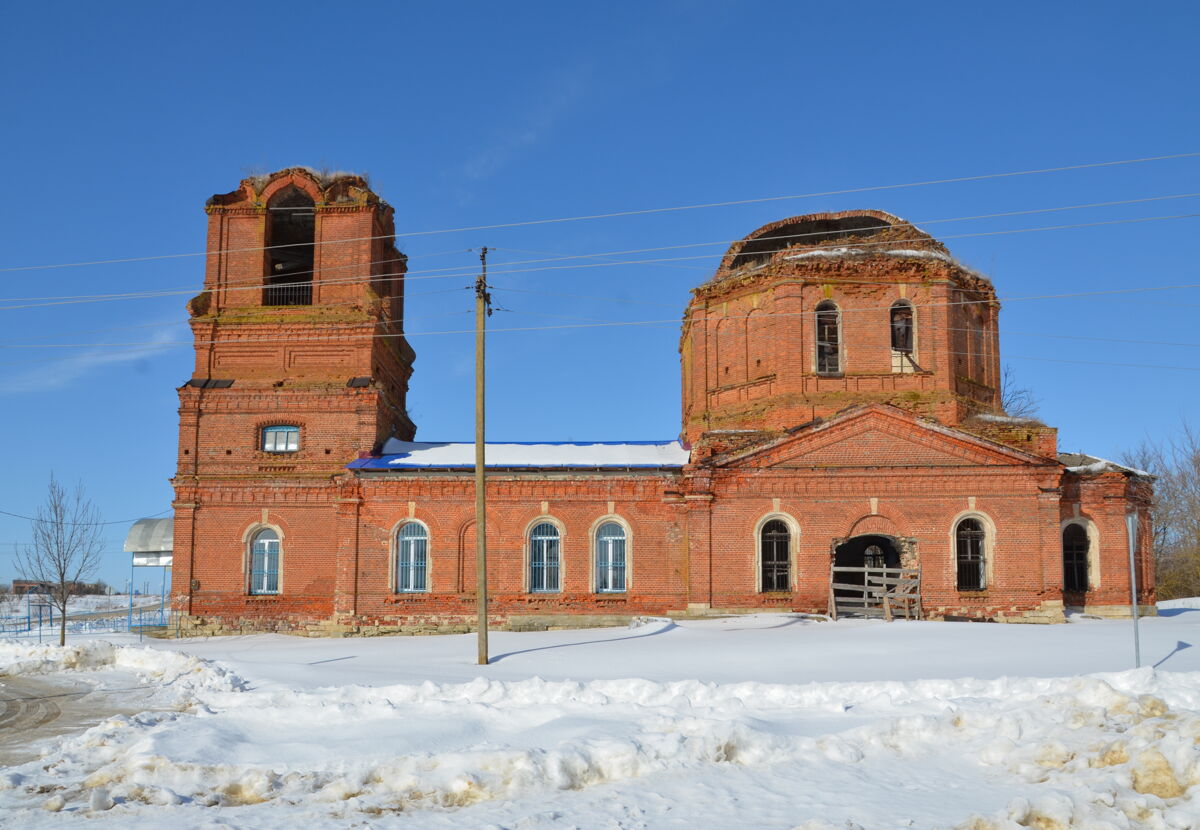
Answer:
[970,412,1043,425]
[1062,453,1151,477]
[376,440,689,468]
[781,247,987,280]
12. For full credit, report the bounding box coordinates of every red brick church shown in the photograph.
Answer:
[169,168,1154,634]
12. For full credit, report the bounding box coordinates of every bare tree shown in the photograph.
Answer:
[15,476,104,645]
[1124,425,1200,600]
[1000,364,1040,419]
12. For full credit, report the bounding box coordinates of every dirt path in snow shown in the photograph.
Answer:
[0,676,155,766]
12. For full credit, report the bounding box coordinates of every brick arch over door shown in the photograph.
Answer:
[844,510,909,540]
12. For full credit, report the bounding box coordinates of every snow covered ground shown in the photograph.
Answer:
[0,594,163,618]
[1,609,1198,829]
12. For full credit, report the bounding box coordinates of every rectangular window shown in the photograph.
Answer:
[262,425,300,453]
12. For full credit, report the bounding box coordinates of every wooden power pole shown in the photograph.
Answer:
[475,247,491,665]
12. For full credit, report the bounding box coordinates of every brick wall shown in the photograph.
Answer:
[170,194,1154,634]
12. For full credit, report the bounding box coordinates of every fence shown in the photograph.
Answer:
[828,566,922,621]
[0,608,169,641]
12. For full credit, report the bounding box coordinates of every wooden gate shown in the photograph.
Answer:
[828,565,922,621]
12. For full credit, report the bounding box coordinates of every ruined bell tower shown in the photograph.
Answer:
[176,167,416,482]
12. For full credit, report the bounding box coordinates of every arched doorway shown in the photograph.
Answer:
[834,534,901,571]
[830,534,913,619]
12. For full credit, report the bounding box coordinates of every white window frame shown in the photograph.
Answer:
[246,525,282,595]
[592,518,629,594]
[394,520,430,593]
[261,424,300,453]
[526,518,564,593]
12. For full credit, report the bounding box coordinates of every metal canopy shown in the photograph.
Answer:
[124,517,173,567]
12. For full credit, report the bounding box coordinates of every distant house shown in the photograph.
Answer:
[170,168,1154,636]
[12,579,97,595]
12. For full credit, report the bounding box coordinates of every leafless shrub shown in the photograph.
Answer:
[1124,426,1200,600]
[14,476,104,645]
[1000,364,1040,419]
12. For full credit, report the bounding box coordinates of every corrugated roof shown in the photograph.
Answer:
[123,517,174,552]
[350,440,689,470]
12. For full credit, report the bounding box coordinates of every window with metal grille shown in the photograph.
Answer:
[815,301,841,375]
[760,519,790,591]
[595,522,626,593]
[396,522,428,592]
[1063,524,1089,593]
[955,518,986,591]
[261,425,299,453]
[529,522,560,592]
[864,544,886,569]
[249,528,280,595]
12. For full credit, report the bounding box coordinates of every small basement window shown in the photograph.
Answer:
[262,425,300,453]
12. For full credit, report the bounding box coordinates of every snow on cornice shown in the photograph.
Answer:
[783,247,986,280]
[1059,453,1152,477]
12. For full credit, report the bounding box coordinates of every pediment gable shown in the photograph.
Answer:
[714,406,1050,470]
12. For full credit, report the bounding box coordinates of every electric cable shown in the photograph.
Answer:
[0,508,171,527]
[2,150,1196,272]
[2,207,1198,313]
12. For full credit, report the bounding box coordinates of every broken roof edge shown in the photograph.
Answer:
[206,167,383,210]
[715,210,946,271]
[1058,453,1153,478]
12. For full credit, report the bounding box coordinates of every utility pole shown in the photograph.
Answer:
[1126,511,1142,668]
[475,247,492,665]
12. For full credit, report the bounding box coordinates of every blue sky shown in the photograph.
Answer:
[1,1,1197,588]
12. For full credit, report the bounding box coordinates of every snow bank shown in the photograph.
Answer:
[1159,597,1200,610]
[1,667,1197,826]
[0,640,244,698]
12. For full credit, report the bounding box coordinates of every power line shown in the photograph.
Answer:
[0,508,170,527]
[4,191,1197,302]
[2,207,1198,314]
[2,151,1196,273]
[7,276,1200,349]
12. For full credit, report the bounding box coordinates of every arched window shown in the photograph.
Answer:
[760,519,790,591]
[864,544,886,569]
[595,522,626,593]
[890,301,916,373]
[1063,524,1089,593]
[396,522,428,592]
[815,301,841,375]
[890,301,914,353]
[261,425,300,453]
[265,185,315,306]
[955,518,986,591]
[249,528,280,595]
[529,522,560,592]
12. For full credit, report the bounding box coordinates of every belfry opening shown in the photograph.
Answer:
[265,185,315,306]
